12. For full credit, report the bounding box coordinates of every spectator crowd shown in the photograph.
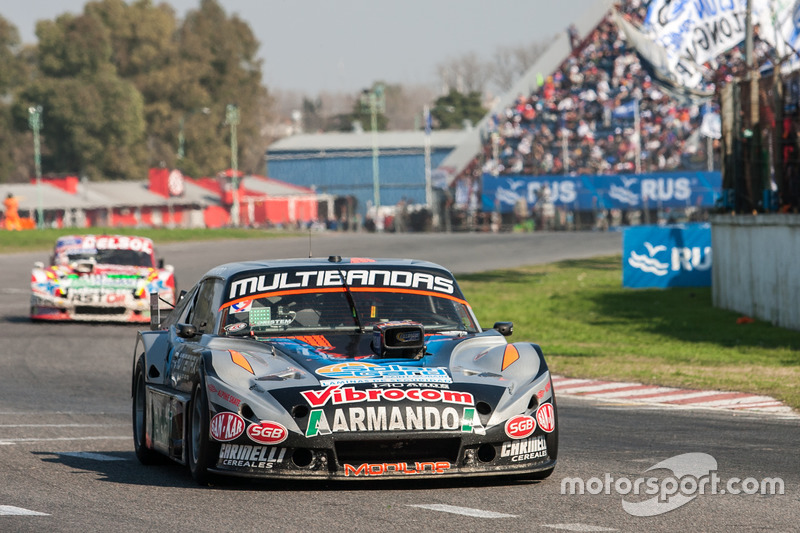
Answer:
[481,10,715,179]
[437,0,785,230]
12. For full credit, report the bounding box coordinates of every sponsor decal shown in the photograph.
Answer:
[536,403,556,433]
[396,330,421,342]
[300,385,474,408]
[505,415,537,439]
[305,406,483,437]
[536,380,552,399]
[343,461,451,477]
[501,435,548,462]
[628,242,712,277]
[207,384,242,407]
[105,293,127,304]
[291,335,333,348]
[67,276,140,289]
[371,382,449,389]
[170,352,201,383]
[247,421,288,444]
[210,412,246,442]
[228,269,455,300]
[217,443,286,469]
[56,235,154,255]
[230,300,252,313]
[461,407,486,435]
[316,362,451,385]
[224,322,248,333]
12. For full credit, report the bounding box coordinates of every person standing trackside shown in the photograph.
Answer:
[3,193,22,231]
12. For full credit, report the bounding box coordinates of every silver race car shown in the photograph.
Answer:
[132,256,557,483]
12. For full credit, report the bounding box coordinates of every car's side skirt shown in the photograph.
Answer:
[146,384,191,464]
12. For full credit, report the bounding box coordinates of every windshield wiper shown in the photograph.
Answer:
[338,269,364,332]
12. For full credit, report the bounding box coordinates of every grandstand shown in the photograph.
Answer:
[437,0,734,231]
[436,0,617,186]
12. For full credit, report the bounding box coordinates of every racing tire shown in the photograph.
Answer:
[132,359,160,465]
[186,375,219,485]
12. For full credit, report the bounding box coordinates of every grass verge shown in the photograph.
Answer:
[0,227,302,254]
[458,256,800,410]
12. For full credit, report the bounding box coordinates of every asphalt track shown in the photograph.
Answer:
[1,231,798,532]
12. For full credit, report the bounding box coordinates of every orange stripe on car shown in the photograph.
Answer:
[501,344,520,371]
[230,350,254,374]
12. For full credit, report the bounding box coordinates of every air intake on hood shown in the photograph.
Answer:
[372,321,425,359]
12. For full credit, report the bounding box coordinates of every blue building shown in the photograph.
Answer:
[265,130,468,220]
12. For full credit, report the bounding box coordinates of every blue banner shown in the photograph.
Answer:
[481,171,721,212]
[623,224,711,288]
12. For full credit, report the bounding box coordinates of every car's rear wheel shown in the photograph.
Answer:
[132,358,160,464]
[186,376,218,485]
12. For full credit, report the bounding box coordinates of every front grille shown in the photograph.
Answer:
[75,306,127,315]
[335,438,461,464]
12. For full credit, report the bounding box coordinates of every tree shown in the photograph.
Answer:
[333,83,389,132]
[491,41,549,93]
[0,15,30,183]
[174,0,271,176]
[436,52,491,95]
[431,89,486,130]
[19,73,147,180]
[36,13,114,78]
[84,0,185,169]
[301,97,325,133]
[382,83,436,131]
[16,12,147,181]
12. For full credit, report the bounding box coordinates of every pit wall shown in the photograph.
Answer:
[711,214,800,331]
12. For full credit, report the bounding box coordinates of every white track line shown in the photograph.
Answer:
[588,387,678,398]
[552,382,642,394]
[0,436,129,445]
[0,505,49,516]
[552,376,797,416]
[57,451,125,461]
[408,504,516,519]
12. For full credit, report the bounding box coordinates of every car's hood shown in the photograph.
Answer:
[206,330,551,437]
[209,330,545,395]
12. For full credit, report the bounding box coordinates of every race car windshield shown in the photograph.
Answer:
[65,250,154,267]
[221,289,478,336]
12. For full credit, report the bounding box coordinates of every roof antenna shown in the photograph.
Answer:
[308,226,312,258]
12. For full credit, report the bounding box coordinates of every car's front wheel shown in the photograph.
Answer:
[186,376,218,485]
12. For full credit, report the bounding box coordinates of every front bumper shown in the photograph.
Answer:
[30,293,151,323]
[209,423,557,480]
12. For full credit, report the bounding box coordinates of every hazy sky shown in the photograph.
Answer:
[6,0,599,94]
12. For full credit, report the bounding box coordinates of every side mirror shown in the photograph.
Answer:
[34,261,44,269]
[493,321,514,337]
[176,323,198,339]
